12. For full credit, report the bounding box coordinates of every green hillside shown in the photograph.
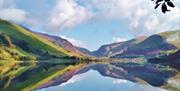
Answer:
[0,19,85,91]
[0,19,82,60]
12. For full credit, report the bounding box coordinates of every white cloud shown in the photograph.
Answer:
[0,8,28,22]
[0,0,15,8]
[78,0,180,36]
[0,0,28,22]
[113,79,128,84]
[47,0,93,31]
[1,0,179,37]
[144,15,159,31]
[113,37,127,42]
[128,84,168,91]
[60,35,86,48]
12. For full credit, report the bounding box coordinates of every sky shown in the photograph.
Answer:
[0,0,180,51]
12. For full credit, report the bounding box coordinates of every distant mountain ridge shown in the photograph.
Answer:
[7,19,179,59]
[34,32,85,56]
[19,25,85,56]
[91,37,146,57]
[86,30,180,58]
[19,24,180,59]
[76,47,92,56]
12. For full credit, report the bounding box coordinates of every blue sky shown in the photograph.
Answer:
[60,19,134,50]
[0,0,180,51]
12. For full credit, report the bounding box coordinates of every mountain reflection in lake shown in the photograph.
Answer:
[37,70,167,91]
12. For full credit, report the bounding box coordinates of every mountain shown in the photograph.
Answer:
[0,19,81,60]
[33,32,84,56]
[91,36,146,57]
[92,30,180,58]
[0,19,88,91]
[76,47,92,56]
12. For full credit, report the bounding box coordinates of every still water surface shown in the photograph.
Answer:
[37,70,167,91]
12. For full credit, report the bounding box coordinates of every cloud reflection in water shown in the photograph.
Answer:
[37,70,167,91]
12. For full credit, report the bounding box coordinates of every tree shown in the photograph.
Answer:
[151,0,175,13]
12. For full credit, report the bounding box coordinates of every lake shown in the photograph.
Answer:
[1,61,177,91]
[36,63,168,91]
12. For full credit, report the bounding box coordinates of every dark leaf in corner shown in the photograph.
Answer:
[155,3,161,9]
[156,0,163,4]
[165,0,170,2]
[167,1,175,7]
[151,0,175,13]
[161,3,168,13]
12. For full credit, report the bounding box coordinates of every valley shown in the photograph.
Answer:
[0,19,179,91]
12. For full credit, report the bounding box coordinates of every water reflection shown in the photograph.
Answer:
[37,70,167,91]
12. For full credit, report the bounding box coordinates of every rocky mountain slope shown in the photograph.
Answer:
[34,32,84,56]
[91,30,180,58]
